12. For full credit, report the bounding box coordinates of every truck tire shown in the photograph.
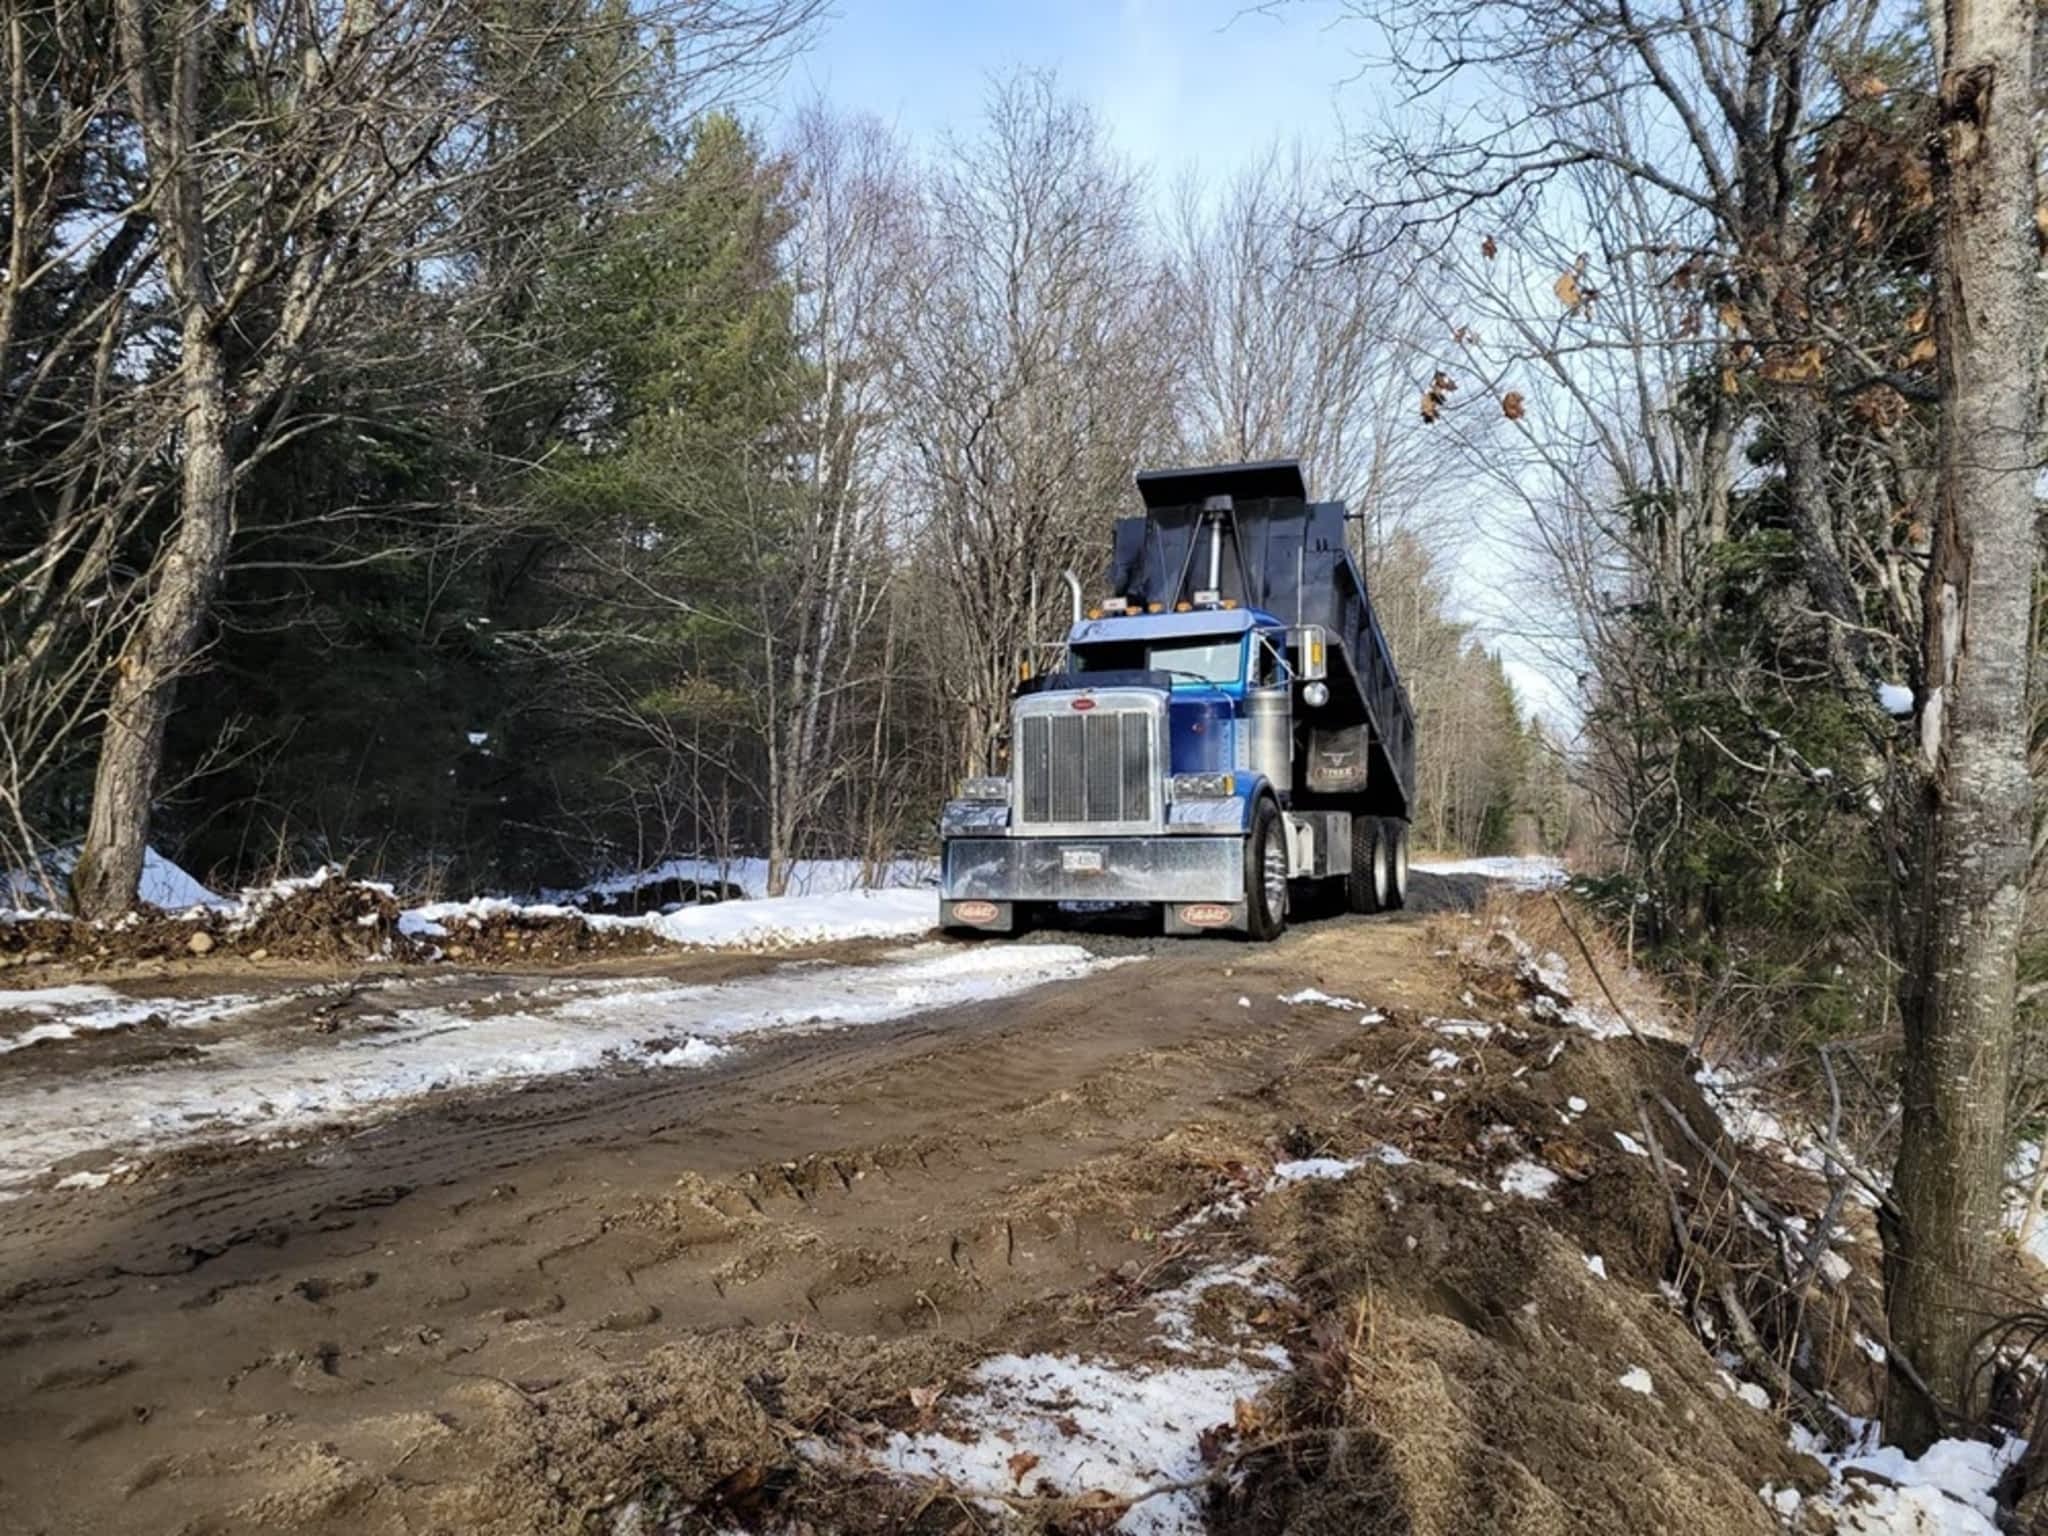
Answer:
[1348,815,1391,914]
[1385,818,1410,910]
[1244,799,1288,942]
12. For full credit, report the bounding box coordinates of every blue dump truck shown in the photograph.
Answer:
[940,459,1417,940]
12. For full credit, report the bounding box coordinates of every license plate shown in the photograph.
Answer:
[1061,848,1105,873]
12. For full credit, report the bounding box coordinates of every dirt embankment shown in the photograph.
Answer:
[0,891,1923,1535]
[1,875,661,975]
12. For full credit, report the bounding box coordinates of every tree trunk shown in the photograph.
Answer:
[1883,0,2039,1453]
[71,318,234,918]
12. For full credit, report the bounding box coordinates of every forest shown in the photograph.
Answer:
[0,2,1562,915]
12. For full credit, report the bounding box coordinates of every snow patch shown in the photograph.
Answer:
[1277,988,1381,1021]
[0,943,1113,1194]
[1149,1257,1292,1352]
[848,1246,1297,1532]
[1500,1160,1561,1200]
[870,1352,1272,1534]
[1771,1426,2024,1536]
[0,984,263,1054]
[1413,855,1567,889]
[1617,1366,1655,1396]
[1430,1018,1494,1039]
[1269,1157,1361,1187]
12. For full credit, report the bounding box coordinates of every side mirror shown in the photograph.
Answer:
[1290,624,1328,681]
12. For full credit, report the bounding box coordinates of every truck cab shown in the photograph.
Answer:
[939,459,1415,941]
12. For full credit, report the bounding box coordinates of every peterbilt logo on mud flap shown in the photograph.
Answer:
[952,900,1001,925]
[1179,903,1233,928]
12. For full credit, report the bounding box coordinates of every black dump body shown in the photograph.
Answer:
[1108,458,1416,818]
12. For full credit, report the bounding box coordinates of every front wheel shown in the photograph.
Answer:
[1244,799,1288,942]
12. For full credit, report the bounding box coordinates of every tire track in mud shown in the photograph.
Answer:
[5,908,1434,1295]
[0,1000,1055,1297]
[0,903,1458,1535]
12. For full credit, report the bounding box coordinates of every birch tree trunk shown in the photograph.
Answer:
[1883,0,2039,1452]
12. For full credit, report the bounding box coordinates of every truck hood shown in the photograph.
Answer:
[1015,669,1173,697]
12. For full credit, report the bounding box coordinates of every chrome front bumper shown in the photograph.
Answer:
[940,834,1244,904]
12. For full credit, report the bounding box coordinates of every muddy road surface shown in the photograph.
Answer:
[0,882,1485,1534]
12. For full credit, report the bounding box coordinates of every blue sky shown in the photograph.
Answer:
[777,0,1377,191]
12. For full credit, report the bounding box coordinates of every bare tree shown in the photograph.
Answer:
[1167,143,1439,549]
[896,72,1178,777]
[754,105,919,893]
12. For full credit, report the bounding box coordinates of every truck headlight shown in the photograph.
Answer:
[958,775,1009,801]
[1302,681,1329,707]
[1170,772,1236,800]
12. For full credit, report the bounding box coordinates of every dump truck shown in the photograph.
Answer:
[939,458,1417,940]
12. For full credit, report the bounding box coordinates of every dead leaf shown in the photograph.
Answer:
[1481,234,1498,259]
[1677,307,1702,339]
[1419,370,1457,424]
[1758,344,1826,383]
[1716,302,1744,334]
[1905,303,1930,335]
[1501,391,1525,421]
[1553,270,1585,312]
[1720,366,1741,397]
[1900,157,1933,211]
[1198,1422,1235,1465]
[1852,73,1888,100]
[1053,1413,1083,1439]
[1007,1450,1040,1484]
[1233,1396,1265,1435]
[908,1382,943,1412]
[1851,384,1910,431]
[1904,334,1937,367]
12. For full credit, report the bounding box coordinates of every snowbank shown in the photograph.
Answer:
[3,845,226,913]
[629,887,938,948]
[403,886,939,951]
[559,855,935,905]
[1765,1422,2024,1536]
[1413,854,1567,888]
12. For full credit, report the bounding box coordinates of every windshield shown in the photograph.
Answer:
[1070,636,1244,685]
[1147,639,1242,684]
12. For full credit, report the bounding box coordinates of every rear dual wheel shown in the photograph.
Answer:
[1349,816,1410,914]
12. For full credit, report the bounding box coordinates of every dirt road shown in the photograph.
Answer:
[0,889,1498,1534]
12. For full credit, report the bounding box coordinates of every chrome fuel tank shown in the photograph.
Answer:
[1245,686,1292,788]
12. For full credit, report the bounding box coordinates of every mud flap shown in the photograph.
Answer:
[1164,900,1246,937]
[941,898,1017,934]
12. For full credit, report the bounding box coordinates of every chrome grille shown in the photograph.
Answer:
[1016,706,1156,828]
